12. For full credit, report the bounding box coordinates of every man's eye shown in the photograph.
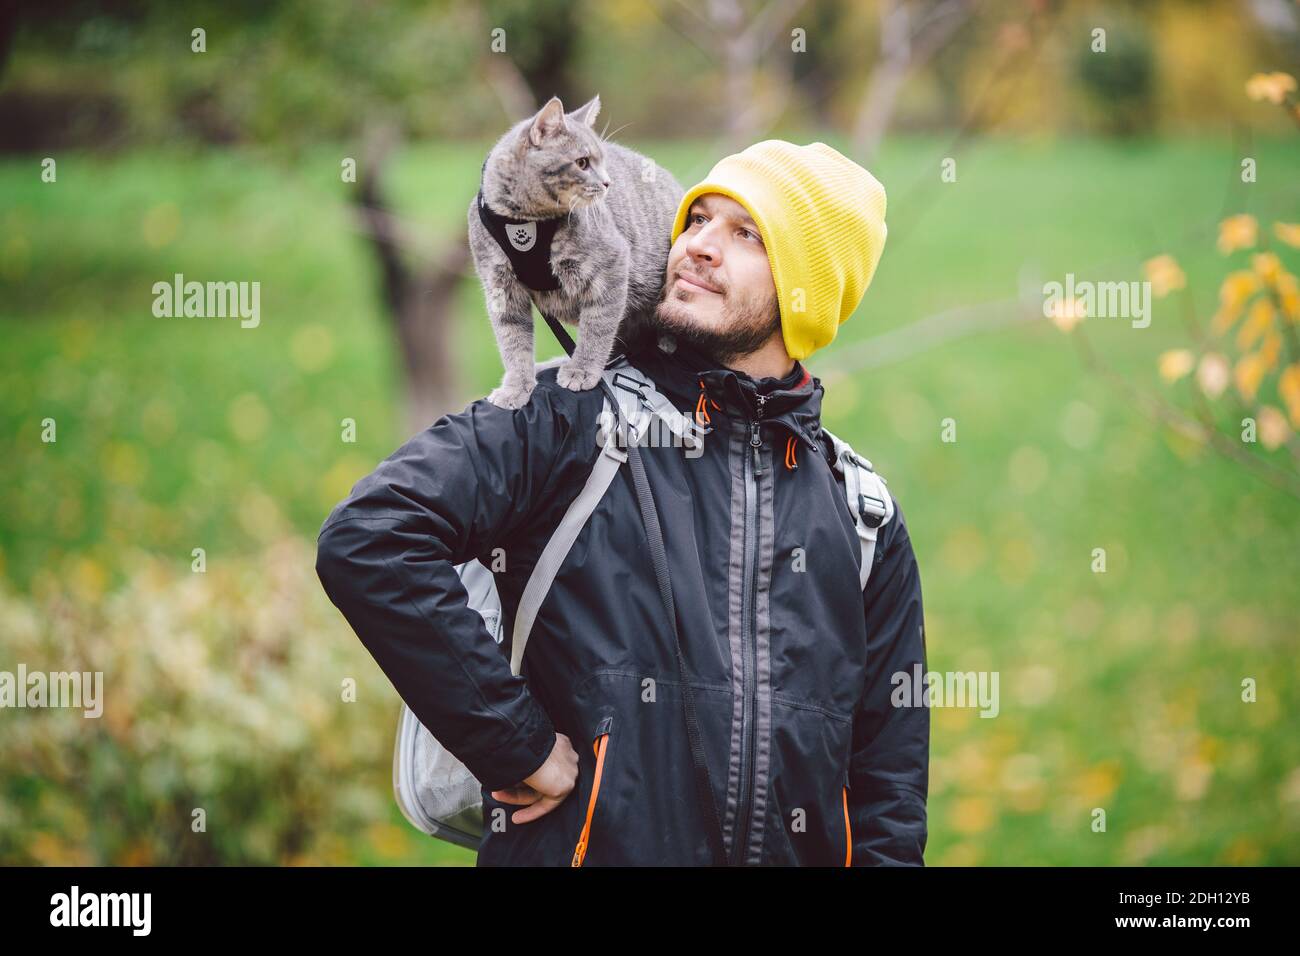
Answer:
[689,213,707,226]
[575,157,589,170]
[741,228,760,242]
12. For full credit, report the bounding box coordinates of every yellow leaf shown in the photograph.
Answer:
[1253,251,1283,285]
[1260,330,1282,371]
[1280,365,1300,428]
[1278,272,1300,323]
[1211,306,1240,336]
[1219,270,1260,311]
[1257,405,1290,450]
[1235,352,1267,401]
[1048,296,1086,333]
[1158,349,1195,383]
[1245,71,1297,104]
[951,796,995,835]
[1143,254,1186,298]
[71,556,107,602]
[1196,352,1230,399]
[1078,764,1121,803]
[1217,214,1257,254]
[116,841,155,867]
[1274,222,1300,249]
[1236,298,1275,351]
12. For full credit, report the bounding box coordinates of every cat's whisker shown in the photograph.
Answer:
[565,193,589,228]
[600,121,634,145]
[564,191,595,227]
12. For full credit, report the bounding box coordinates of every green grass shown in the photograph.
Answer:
[2,134,1298,865]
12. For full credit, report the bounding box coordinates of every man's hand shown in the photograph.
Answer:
[490,732,578,824]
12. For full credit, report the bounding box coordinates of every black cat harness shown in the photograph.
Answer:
[475,188,563,293]
[474,159,585,354]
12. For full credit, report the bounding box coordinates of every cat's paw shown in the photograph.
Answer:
[487,379,536,409]
[556,362,603,391]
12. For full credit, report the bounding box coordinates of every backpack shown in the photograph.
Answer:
[391,357,894,850]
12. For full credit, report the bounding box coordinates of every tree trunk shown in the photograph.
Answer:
[852,0,974,160]
[353,136,470,436]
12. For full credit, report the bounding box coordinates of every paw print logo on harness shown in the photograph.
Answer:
[507,221,538,252]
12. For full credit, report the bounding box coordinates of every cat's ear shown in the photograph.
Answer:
[529,97,568,147]
[569,95,601,129]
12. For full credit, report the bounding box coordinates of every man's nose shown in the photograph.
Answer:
[685,225,721,264]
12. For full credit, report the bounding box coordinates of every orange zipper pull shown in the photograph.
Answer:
[842,784,852,867]
[571,717,613,867]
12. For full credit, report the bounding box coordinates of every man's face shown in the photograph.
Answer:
[654,193,781,361]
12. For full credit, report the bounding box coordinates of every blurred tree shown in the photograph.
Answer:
[851,0,974,158]
[652,0,812,150]
[352,0,583,431]
[353,129,470,435]
[0,0,16,75]
[787,0,847,126]
[2,0,1294,149]
[1072,8,1155,136]
[0,0,490,149]
[482,0,581,109]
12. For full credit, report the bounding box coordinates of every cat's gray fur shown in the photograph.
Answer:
[468,94,684,408]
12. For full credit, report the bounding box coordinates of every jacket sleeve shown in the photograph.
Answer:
[315,383,594,793]
[846,495,930,865]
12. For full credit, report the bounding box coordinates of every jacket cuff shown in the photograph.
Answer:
[468,701,557,793]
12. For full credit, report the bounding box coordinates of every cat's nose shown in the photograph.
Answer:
[601,179,610,189]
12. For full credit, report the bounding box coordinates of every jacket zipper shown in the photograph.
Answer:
[571,715,613,867]
[732,395,766,864]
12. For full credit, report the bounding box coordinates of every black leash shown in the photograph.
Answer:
[540,309,578,357]
[543,310,729,867]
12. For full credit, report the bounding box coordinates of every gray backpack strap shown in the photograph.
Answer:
[823,428,894,591]
[510,413,627,675]
[509,363,667,674]
[605,360,704,453]
[509,361,691,671]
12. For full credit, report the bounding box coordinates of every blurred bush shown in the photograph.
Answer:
[0,538,401,865]
[1073,15,1156,136]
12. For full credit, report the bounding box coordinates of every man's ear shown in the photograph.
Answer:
[529,96,567,146]
[568,94,601,129]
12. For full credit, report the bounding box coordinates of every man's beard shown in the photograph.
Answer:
[653,269,781,365]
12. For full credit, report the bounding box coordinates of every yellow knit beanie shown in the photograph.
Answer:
[669,140,888,360]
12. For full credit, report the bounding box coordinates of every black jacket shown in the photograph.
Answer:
[316,339,929,866]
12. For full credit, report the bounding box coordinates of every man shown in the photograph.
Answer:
[316,140,929,866]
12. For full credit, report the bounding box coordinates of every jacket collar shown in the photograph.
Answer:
[628,333,827,455]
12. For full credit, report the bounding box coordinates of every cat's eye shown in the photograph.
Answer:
[575,157,590,170]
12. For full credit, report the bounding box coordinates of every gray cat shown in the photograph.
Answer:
[468,94,684,408]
